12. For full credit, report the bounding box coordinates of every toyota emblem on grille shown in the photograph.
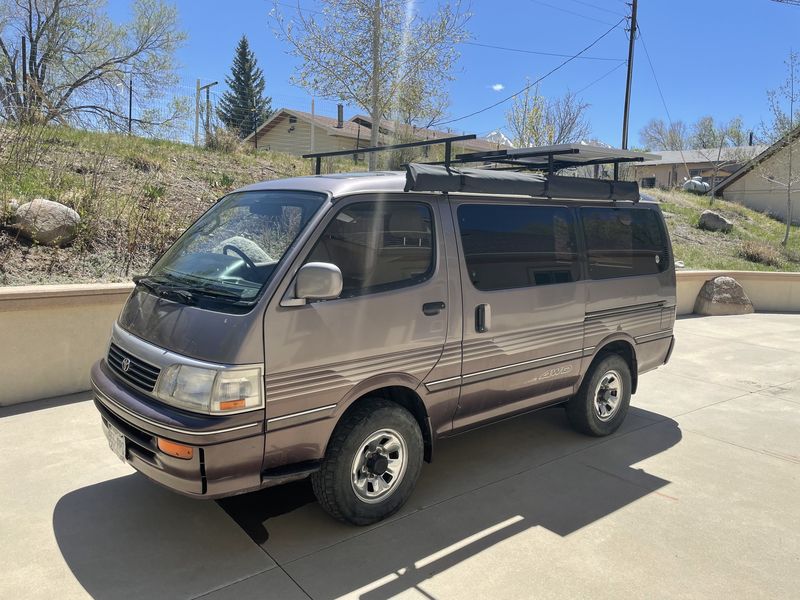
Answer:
[121,357,131,372]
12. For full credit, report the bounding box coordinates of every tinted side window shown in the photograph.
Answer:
[458,204,579,291]
[307,201,434,298]
[580,207,668,279]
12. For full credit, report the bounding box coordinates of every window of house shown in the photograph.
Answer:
[580,207,669,279]
[457,204,579,291]
[305,201,434,298]
[641,177,656,188]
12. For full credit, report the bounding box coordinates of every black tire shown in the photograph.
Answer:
[311,398,423,526]
[566,354,632,437]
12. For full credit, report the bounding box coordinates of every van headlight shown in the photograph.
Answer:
[155,365,264,414]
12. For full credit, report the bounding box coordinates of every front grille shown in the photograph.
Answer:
[107,343,161,392]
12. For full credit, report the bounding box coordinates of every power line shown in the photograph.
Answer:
[432,16,626,127]
[528,0,619,26]
[565,0,627,17]
[575,60,626,95]
[637,24,690,173]
[464,40,624,62]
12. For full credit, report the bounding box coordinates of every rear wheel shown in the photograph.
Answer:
[311,399,423,525]
[566,354,631,437]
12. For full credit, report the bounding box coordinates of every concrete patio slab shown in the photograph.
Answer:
[0,395,274,600]
[1,313,799,600]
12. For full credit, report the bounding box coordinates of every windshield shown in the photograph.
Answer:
[148,190,325,304]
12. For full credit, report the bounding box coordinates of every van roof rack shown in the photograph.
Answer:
[303,134,477,175]
[303,136,659,183]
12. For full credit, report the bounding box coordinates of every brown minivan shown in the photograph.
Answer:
[91,145,676,525]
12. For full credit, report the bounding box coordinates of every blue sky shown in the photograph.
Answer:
[110,0,800,146]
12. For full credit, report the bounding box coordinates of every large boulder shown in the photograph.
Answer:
[698,210,733,233]
[694,276,754,316]
[11,198,81,246]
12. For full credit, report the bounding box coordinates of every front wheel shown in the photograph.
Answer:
[311,399,423,525]
[566,354,632,437]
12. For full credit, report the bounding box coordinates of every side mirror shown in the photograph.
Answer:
[282,262,342,306]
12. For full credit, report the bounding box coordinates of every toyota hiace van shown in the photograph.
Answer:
[91,144,675,525]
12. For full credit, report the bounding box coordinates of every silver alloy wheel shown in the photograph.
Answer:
[593,369,623,421]
[350,428,408,504]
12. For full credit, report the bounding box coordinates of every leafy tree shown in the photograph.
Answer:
[0,0,185,130]
[505,83,590,148]
[638,118,688,151]
[217,35,272,138]
[273,0,471,170]
[689,115,749,149]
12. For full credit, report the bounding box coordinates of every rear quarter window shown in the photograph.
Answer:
[580,207,669,279]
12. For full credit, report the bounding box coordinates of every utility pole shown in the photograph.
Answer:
[253,96,258,150]
[128,74,133,135]
[194,79,201,146]
[621,0,637,149]
[310,98,315,153]
[194,80,218,146]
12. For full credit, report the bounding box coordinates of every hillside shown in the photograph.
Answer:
[650,188,800,272]
[0,127,310,285]
[1,127,799,286]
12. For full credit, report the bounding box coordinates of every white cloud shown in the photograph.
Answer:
[491,83,505,92]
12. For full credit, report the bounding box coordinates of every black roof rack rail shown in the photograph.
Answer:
[303,134,477,174]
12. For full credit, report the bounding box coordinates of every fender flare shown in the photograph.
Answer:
[577,333,639,393]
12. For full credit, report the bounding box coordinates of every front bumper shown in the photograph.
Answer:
[91,359,266,498]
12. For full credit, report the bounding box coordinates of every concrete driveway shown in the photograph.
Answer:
[1,313,799,599]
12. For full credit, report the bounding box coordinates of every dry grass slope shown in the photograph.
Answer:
[1,128,799,286]
[650,188,800,272]
[0,126,312,285]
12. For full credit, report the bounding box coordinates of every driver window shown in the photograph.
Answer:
[306,201,434,298]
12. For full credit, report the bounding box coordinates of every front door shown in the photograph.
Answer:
[262,195,451,448]
[450,199,586,431]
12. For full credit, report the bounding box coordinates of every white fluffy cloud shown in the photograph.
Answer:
[491,83,504,91]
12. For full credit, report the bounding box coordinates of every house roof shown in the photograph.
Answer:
[244,107,506,152]
[715,125,800,192]
[243,107,366,143]
[349,114,506,152]
[635,146,767,167]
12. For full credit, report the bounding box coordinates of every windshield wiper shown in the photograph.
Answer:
[181,283,248,302]
[133,275,196,305]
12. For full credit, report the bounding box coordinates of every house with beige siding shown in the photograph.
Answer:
[244,108,506,157]
[716,127,800,224]
[630,146,765,189]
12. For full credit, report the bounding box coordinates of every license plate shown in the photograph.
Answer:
[103,421,126,462]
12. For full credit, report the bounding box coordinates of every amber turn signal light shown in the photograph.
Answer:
[157,437,194,460]
[218,399,246,411]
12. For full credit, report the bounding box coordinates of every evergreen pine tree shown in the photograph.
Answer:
[217,35,273,138]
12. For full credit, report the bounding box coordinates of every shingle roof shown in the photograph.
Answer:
[715,126,800,192]
[244,107,507,152]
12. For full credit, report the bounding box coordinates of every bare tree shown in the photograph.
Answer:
[0,0,185,130]
[759,51,800,144]
[753,50,800,245]
[638,118,688,151]
[272,0,470,170]
[505,84,590,148]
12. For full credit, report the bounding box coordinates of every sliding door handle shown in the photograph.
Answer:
[475,303,491,333]
[422,301,446,316]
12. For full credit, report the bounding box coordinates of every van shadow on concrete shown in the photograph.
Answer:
[53,406,681,599]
